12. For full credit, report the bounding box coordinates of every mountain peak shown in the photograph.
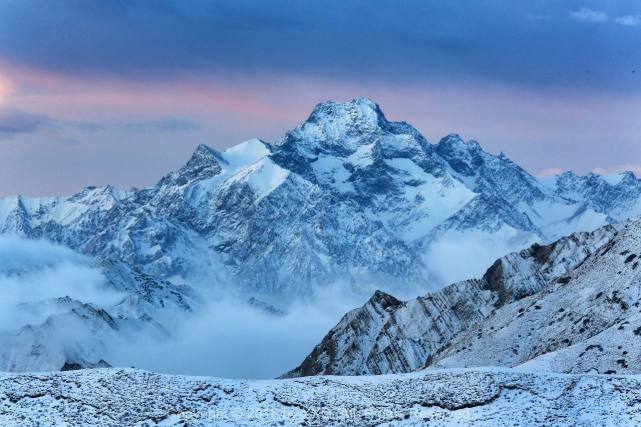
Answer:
[436,133,481,152]
[191,144,226,164]
[270,98,399,172]
[157,144,224,187]
[367,290,403,311]
[556,170,639,187]
[609,170,637,185]
[434,133,486,175]
[304,97,388,135]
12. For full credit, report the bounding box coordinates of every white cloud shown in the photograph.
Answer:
[0,235,122,330]
[570,8,608,23]
[423,229,537,286]
[0,235,426,378]
[615,15,641,27]
[110,284,369,379]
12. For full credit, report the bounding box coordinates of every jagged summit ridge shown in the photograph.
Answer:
[273,98,427,166]
[158,144,224,188]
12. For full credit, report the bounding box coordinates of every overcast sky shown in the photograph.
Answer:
[0,0,639,196]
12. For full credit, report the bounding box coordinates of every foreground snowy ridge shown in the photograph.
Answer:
[287,218,641,378]
[2,368,641,426]
[284,224,618,377]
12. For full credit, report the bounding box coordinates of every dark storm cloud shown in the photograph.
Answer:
[0,108,197,141]
[0,0,639,93]
[0,109,52,139]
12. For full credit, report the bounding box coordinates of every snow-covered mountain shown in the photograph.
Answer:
[3,367,641,426]
[2,97,641,373]
[2,98,640,298]
[286,218,641,377]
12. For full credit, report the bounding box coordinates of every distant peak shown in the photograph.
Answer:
[617,170,637,180]
[219,138,270,167]
[442,133,463,141]
[558,170,637,184]
[600,170,638,186]
[271,98,423,172]
[352,97,381,110]
[438,133,476,146]
[313,97,381,112]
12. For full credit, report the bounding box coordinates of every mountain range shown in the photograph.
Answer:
[3,98,641,295]
[1,97,641,373]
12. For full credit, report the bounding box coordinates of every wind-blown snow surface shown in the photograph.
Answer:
[2,97,641,375]
[2,368,641,426]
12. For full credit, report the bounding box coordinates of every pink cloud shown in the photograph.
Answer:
[592,165,641,177]
[0,73,14,108]
[536,167,565,177]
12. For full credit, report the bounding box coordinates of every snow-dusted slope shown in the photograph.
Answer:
[431,219,641,374]
[2,367,641,426]
[289,217,641,379]
[284,225,617,377]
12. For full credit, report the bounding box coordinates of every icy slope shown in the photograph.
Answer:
[2,368,641,426]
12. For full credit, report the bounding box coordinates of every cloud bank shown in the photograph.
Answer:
[112,286,366,379]
[0,235,371,378]
[0,235,122,330]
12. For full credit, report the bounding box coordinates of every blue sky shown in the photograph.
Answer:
[0,0,639,195]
